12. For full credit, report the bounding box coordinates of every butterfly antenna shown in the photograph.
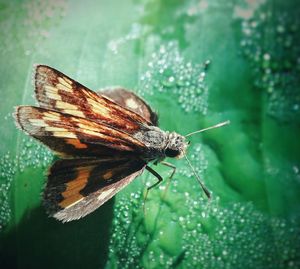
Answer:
[184,154,211,199]
[185,120,230,137]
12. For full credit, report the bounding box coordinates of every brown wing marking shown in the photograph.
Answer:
[43,157,146,222]
[14,106,146,156]
[34,65,153,133]
[101,88,158,126]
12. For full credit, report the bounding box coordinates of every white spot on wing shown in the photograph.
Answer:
[56,101,78,110]
[28,119,46,126]
[43,111,60,119]
[64,110,85,118]
[45,126,68,132]
[87,97,111,117]
[44,86,62,100]
[57,77,73,92]
[125,98,139,109]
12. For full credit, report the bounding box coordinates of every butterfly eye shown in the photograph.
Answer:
[165,148,180,158]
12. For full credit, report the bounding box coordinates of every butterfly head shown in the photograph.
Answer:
[165,132,188,159]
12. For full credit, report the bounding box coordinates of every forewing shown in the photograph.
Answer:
[101,88,158,126]
[15,106,146,157]
[43,157,146,222]
[34,65,153,133]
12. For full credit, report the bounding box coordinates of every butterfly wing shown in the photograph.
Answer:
[44,157,146,222]
[101,88,158,126]
[15,66,161,222]
[14,106,146,157]
[34,65,153,134]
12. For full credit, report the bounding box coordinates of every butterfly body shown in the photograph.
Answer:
[133,127,188,161]
[14,65,188,222]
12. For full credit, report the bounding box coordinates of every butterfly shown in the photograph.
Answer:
[14,65,229,222]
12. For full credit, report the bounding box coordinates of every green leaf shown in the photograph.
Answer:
[1,0,300,268]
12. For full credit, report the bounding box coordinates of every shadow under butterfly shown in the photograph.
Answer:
[14,65,229,222]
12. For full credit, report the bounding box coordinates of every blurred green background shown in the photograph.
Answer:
[0,0,300,268]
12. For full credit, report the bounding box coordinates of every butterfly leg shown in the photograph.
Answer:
[143,166,163,213]
[161,161,176,179]
[161,161,176,198]
[145,165,163,190]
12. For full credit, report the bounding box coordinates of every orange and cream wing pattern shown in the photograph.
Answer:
[34,65,153,134]
[13,65,159,222]
[44,157,146,222]
[15,106,146,157]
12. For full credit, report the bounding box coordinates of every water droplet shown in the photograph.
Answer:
[263,53,271,61]
[138,41,209,114]
[277,25,285,33]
